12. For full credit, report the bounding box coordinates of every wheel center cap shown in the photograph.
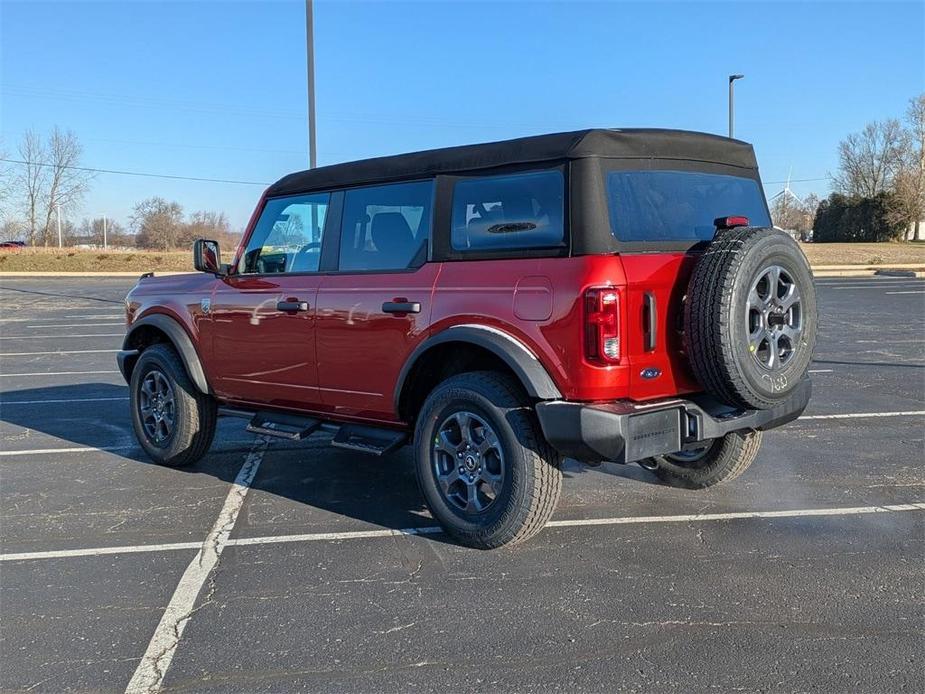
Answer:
[464,455,478,471]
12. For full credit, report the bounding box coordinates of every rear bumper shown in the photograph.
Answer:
[535,379,811,464]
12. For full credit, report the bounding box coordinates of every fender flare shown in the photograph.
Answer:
[121,314,211,394]
[394,324,562,411]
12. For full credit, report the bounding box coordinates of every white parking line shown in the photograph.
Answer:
[808,369,834,373]
[0,369,120,377]
[2,502,922,563]
[26,323,125,328]
[800,411,925,420]
[0,315,124,323]
[124,438,267,694]
[0,445,130,457]
[832,285,924,291]
[0,333,123,340]
[0,349,120,356]
[885,290,925,295]
[0,396,128,405]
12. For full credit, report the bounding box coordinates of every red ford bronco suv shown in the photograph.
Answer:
[119,129,816,549]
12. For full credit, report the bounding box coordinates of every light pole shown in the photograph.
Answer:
[728,74,744,138]
[305,0,317,170]
[101,213,108,250]
[56,205,63,248]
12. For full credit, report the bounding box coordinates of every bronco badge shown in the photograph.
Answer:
[640,367,661,380]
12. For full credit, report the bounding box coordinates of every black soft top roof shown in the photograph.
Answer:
[267,128,758,197]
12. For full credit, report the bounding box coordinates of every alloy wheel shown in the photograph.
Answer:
[139,369,176,446]
[432,411,505,514]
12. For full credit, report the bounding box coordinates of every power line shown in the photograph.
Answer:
[0,158,271,186]
[1,156,832,189]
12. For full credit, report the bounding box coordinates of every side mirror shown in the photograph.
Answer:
[193,239,225,275]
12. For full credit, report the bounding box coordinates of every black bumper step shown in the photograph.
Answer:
[245,411,320,441]
[331,425,406,456]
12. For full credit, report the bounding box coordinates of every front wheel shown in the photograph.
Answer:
[130,343,217,467]
[642,429,762,489]
[413,371,562,549]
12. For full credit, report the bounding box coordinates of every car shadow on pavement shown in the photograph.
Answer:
[0,383,457,544]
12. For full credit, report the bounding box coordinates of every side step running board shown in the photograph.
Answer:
[331,425,407,457]
[245,411,321,441]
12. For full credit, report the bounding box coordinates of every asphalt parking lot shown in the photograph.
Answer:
[1,275,923,693]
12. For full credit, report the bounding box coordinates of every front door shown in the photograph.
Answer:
[314,180,437,421]
[208,192,331,411]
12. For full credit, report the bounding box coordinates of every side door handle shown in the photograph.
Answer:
[382,300,421,314]
[277,300,310,312]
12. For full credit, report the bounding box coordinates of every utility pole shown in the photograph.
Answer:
[306,0,317,170]
[728,74,744,138]
[102,214,108,250]
[56,205,63,248]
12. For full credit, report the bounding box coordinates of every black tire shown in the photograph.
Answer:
[647,429,762,489]
[130,343,217,467]
[413,371,562,549]
[684,226,817,410]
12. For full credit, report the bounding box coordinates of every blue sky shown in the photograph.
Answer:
[2,0,923,231]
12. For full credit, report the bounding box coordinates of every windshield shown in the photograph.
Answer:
[606,170,771,243]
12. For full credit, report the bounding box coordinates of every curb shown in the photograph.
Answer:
[0,271,195,277]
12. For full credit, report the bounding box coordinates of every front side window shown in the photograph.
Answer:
[338,180,434,272]
[451,170,565,252]
[241,193,329,273]
[606,170,771,243]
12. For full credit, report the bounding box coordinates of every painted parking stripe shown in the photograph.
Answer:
[0,410,920,459]
[0,369,120,377]
[808,369,834,373]
[0,348,120,356]
[885,290,925,295]
[800,411,925,420]
[124,437,267,694]
[0,445,131,457]
[0,315,124,323]
[26,323,125,328]
[2,502,922,563]
[0,396,128,405]
[0,333,123,340]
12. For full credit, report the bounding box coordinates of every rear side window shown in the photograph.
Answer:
[241,193,329,274]
[451,170,565,251]
[338,180,434,271]
[606,170,771,243]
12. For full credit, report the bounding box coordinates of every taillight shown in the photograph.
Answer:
[584,287,621,365]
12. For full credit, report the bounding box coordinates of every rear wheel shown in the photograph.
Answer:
[130,343,217,467]
[642,429,762,489]
[413,371,562,549]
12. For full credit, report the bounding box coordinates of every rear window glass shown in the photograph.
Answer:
[606,170,771,242]
[451,170,565,251]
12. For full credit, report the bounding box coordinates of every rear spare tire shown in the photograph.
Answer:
[684,227,816,410]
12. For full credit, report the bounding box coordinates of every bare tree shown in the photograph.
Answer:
[11,128,91,246]
[132,197,186,250]
[833,119,906,197]
[770,192,819,237]
[892,94,925,240]
[16,130,47,246]
[39,128,91,246]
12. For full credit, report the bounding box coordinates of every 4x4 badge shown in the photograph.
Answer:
[640,367,661,380]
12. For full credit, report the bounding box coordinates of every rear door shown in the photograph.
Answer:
[315,180,438,421]
[605,168,772,399]
[209,192,331,410]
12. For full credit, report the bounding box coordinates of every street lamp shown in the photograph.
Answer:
[728,74,744,138]
[305,0,317,170]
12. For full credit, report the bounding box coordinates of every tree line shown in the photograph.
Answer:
[771,94,924,242]
[0,127,239,249]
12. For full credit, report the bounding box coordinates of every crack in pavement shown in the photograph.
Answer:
[123,436,268,694]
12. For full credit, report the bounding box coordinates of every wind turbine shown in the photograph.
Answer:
[769,167,803,205]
